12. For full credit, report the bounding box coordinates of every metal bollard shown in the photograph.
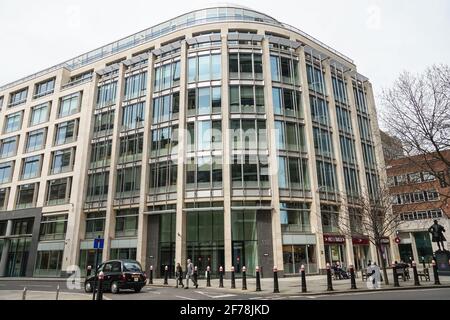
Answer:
[22,287,27,300]
[219,266,224,288]
[164,265,169,285]
[392,262,400,287]
[206,266,211,287]
[412,261,420,286]
[273,266,280,293]
[349,265,357,290]
[56,285,60,300]
[255,266,262,292]
[432,260,441,285]
[300,265,307,293]
[149,265,153,285]
[231,266,236,289]
[96,271,104,300]
[326,263,333,291]
[242,266,247,290]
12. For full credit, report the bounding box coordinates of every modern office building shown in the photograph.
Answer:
[0,5,392,278]
[387,151,450,264]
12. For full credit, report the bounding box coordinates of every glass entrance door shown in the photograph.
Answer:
[232,241,245,274]
[6,237,31,277]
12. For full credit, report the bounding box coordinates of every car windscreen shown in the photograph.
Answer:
[123,262,142,272]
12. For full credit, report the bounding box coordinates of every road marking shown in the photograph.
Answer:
[24,285,53,288]
[175,295,196,300]
[194,291,236,299]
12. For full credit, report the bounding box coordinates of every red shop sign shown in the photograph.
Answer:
[352,237,370,245]
[323,235,346,244]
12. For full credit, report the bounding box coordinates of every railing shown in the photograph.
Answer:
[0,6,354,92]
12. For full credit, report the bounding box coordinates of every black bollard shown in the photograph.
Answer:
[349,265,357,290]
[149,265,153,285]
[242,266,247,290]
[432,260,441,285]
[300,265,307,293]
[206,266,211,287]
[326,263,333,291]
[412,261,420,286]
[96,271,104,300]
[273,266,280,293]
[392,263,400,287]
[231,266,236,289]
[219,266,224,288]
[164,265,169,285]
[255,266,262,292]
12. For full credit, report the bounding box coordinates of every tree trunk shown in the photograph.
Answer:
[376,245,390,285]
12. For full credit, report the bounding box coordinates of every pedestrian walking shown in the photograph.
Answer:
[185,259,198,289]
[176,263,184,288]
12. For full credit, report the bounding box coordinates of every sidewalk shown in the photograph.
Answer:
[0,290,95,300]
[148,273,450,295]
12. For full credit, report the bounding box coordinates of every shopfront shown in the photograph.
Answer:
[282,244,317,274]
[352,237,371,270]
[323,235,346,266]
[380,238,392,267]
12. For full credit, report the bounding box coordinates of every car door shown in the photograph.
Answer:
[102,262,113,290]
[110,261,123,284]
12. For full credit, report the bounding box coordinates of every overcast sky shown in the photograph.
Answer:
[1,0,449,108]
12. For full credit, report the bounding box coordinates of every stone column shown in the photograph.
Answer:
[0,220,13,277]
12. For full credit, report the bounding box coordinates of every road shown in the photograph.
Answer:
[1,280,450,300]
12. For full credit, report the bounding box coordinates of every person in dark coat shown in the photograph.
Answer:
[176,263,184,288]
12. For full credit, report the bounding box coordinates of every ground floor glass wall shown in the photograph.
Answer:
[79,249,103,276]
[34,250,63,277]
[6,237,31,277]
[231,211,258,276]
[282,244,317,274]
[324,244,346,266]
[353,245,371,270]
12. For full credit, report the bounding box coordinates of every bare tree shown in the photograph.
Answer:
[338,184,406,285]
[381,64,450,198]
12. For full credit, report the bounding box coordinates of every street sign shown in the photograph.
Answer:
[93,238,104,249]
[394,237,401,244]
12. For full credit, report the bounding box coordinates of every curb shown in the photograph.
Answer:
[146,283,450,296]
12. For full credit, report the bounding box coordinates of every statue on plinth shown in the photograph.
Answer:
[428,220,447,252]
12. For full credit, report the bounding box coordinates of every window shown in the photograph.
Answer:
[46,177,72,206]
[313,127,333,157]
[12,218,34,235]
[85,212,106,239]
[59,92,81,118]
[280,203,311,233]
[344,167,360,198]
[4,111,23,133]
[229,53,263,80]
[310,96,329,125]
[427,190,439,201]
[39,214,67,241]
[316,161,337,192]
[86,172,109,201]
[353,86,368,113]
[395,174,408,186]
[154,61,180,91]
[229,85,264,113]
[119,133,143,163]
[29,102,50,126]
[275,121,305,152]
[90,140,112,168]
[16,183,38,209]
[54,119,78,145]
[336,106,352,134]
[93,110,114,136]
[121,102,144,130]
[188,54,221,83]
[0,96,3,110]
[272,87,302,118]
[9,88,28,107]
[321,205,339,233]
[116,166,141,196]
[306,64,325,94]
[408,172,422,183]
[358,115,372,141]
[0,137,18,159]
[124,72,147,100]
[96,81,117,108]
[278,156,310,191]
[332,76,347,104]
[187,87,221,116]
[149,161,178,191]
[153,92,180,123]
[151,125,178,157]
[231,155,269,188]
[50,148,75,174]
[21,155,42,180]
[422,172,435,182]
[230,119,266,151]
[115,209,138,238]
[339,136,356,163]
[34,78,55,98]
[0,162,13,184]
[186,156,223,189]
[0,188,8,210]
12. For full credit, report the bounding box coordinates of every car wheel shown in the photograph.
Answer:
[85,282,93,293]
[134,286,142,293]
[111,281,120,294]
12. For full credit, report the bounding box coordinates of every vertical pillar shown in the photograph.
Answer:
[137,53,155,269]
[261,37,284,273]
[410,232,420,264]
[175,41,188,268]
[298,46,326,272]
[322,60,354,267]
[103,64,126,261]
[220,31,233,275]
[0,220,13,277]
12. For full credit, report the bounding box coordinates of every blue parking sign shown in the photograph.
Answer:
[93,238,104,249]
